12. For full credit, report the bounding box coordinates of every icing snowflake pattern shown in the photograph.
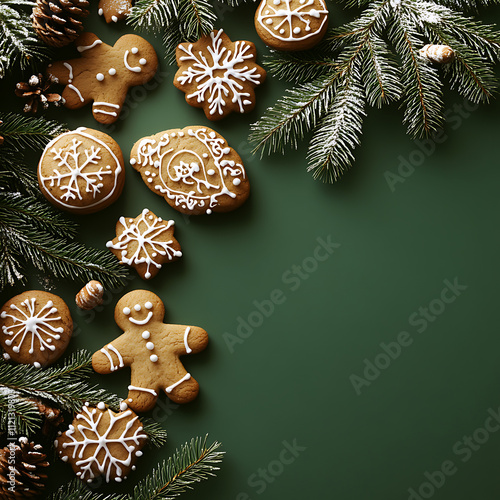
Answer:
[39,128,123,211]
[257,0,329,42]
[134,128,246,214]
[1,298,63,355]
[58,405,147,483]
[176,30,263,116]
[106,209,182,279]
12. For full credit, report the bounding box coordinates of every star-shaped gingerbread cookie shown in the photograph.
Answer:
[174,29,266,120]
[47,32,158,124]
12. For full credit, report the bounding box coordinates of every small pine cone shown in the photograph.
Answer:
[15,73,64,114]
[76,280,104,310]
[419,44,455,64]
[29,400,65,434]
[32,0,90,48]
[0,438,49,499]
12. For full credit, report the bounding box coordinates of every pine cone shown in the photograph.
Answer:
[15,74,64,114]
[0,438,49,499]
[30,400,65,435]
[32,0,90,48]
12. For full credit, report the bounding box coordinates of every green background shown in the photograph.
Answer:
[2,2,500,499]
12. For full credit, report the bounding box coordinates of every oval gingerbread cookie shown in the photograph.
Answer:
[38,127,125,214]
[255,0,329,51]
[1,291,73,368]
[130,126,249,215]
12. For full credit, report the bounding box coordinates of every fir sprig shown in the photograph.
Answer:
[250,0,500,182]
[48,436,224,500]
[0,350,120,435]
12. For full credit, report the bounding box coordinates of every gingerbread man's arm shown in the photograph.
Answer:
[92,332,134,374]
[165,325,208,356]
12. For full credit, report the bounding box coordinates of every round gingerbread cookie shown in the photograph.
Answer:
[254,0,329,51]
[0,291,73,368]
[130,126,250,215]
[38,127,125,214]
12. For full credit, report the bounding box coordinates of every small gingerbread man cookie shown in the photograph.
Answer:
[92,290,208,412]
[56,402,147,483]
[106,209,182,280]
[174,29,266,120]
[47,33,158,124]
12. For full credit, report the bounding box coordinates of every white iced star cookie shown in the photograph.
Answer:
[173,29,266,120]
[255,0,329,51]
[106,209,182,280]
[38,127,125,214]
[0,291,73,368]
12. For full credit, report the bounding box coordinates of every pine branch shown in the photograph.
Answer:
[0,351,121,421]
[128,0,180,32]
[0,113,67,151]
[141,417,168,449]
[0,387,42,436]
[131,436,224,499]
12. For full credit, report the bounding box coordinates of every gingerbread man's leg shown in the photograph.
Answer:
[163,358,201,404]
[126,365,161,412]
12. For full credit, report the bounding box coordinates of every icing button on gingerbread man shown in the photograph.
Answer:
[47,32,158,124]
[92,290,208,412]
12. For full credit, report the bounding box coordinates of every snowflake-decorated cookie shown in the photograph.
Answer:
[47,32,158,124]
[106,209,182,280]
[174,29,266,120]
[56,402,147,483]
[0,291,73,368]
[92,290,208,412]
[38,127,125,214]
[130,126,250,215]
[255,0,329,51]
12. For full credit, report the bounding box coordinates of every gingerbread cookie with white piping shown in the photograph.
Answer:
[0,291,73,368]
[92,290,208,412]
[47,32,158,124]
[254,0,329,51]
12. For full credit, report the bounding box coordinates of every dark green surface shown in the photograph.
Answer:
[2,3,500,499]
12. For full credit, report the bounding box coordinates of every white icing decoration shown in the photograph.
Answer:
[145,342,154,350]
[128,385,157,396]
[3,353,10,360]
[141,331,150,339]
[109,68,117,76]
[123,307,131,315]
[134,128,246,213]
[256,0,328,42]
[100,344,124,371]
[33,362,41,368]
[39,128,122,211]
[97,402,106,410]
[150,354,158,362]
[96,73,104,81]
[1,297,63,355]
[77,39,103,53]
[134,304,141,312]
[131,47,138,54]
[63,62,73,81]
[145,302,153,309]
[124,50,142,73]
[98,8,103,15]
[139,58,147,65]
[120,402,128,411]
[112,15,118,22]
[128,312,152,325]
[183,326,192,353]
[68,84,84,102]
[177,30,262,115]
[106,209,182,279]
[166,373,191,393]
[60,406,146,483]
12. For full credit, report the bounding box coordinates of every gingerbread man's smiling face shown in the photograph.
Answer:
[115,290,165,331]
[114,35,158,84]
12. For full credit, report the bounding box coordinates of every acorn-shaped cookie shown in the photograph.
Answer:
[254,0,329,51]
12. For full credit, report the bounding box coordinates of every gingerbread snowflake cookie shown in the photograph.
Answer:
[38,127,125,214]
[56,402,147,483]
[130,126,250,215]
[255,0,329,51]
[106,209,182,280]
[174,29,266,120]
[47,32,158,124]
[92,290,208,412]
[98,0,132,23]
[0,291,73,368]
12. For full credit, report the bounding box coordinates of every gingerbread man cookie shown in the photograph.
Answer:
[92,290,208,412]
[47,33,158,124]
[174,30,266,120]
